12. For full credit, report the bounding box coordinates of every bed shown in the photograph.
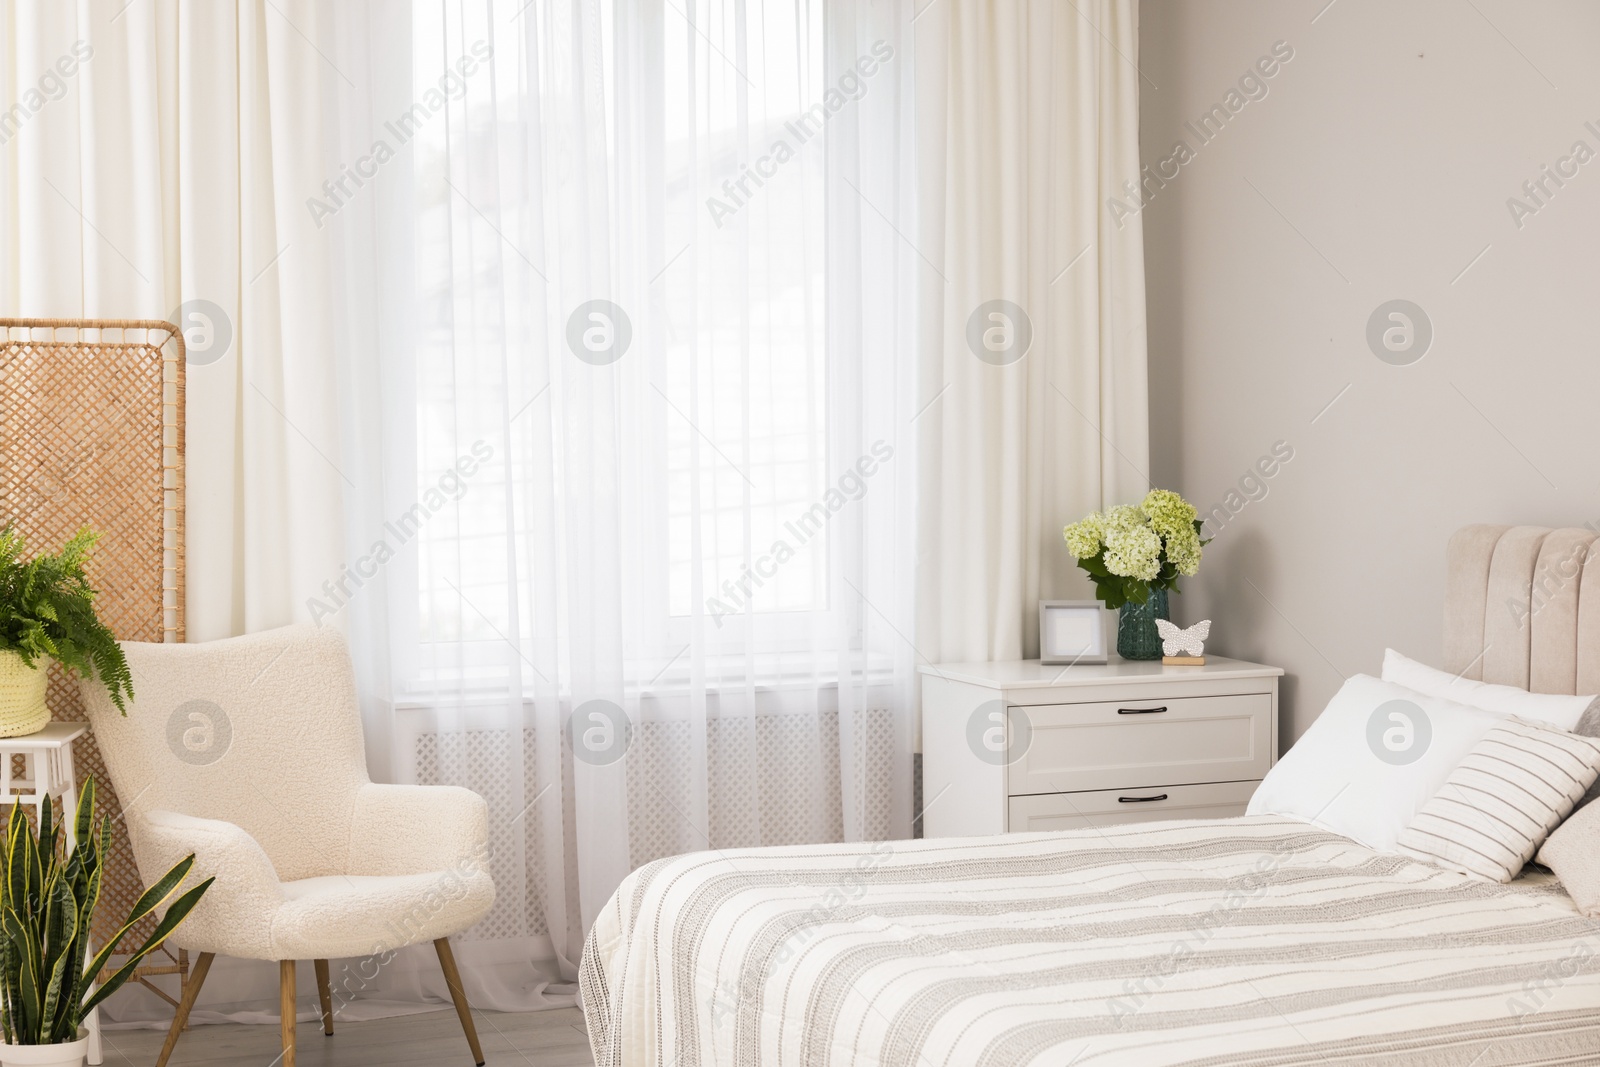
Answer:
[580,525,1600,1065]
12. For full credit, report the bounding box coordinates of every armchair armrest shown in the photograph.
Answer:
[346,783,490,877]
[129,810,285,957]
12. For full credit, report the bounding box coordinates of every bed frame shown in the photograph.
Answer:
[1444,524,1600,694]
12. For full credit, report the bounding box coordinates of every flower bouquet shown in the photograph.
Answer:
[1062,490,1207,659]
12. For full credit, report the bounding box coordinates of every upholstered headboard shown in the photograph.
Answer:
[1444,524,1600,694]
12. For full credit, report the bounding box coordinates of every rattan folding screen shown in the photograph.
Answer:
[0,318,187,1001]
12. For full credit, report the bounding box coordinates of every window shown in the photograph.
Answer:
[401,1,843,681]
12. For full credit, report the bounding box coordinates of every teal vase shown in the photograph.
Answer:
[1117,587,1170,660]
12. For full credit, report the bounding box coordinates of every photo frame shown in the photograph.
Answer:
[1038,600,1108,665]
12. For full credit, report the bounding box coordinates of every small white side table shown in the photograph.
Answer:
[0,722,89,840]
[920,657,1283,838]
[0,722,102,1065]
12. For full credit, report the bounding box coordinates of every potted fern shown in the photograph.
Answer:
[0,779,211,1066]
[0,527,132,738]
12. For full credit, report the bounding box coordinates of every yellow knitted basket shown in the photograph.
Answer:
[0,651,50,738]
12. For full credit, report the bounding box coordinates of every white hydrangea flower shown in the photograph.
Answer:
[1103,504,1145,534]
[1103,522,1162,581]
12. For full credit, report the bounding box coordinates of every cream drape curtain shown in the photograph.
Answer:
[0,0,354,1024]
[0,0,345,643]
[914,0,1150,672]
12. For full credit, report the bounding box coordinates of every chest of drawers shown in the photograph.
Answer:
[918,657,1282,837]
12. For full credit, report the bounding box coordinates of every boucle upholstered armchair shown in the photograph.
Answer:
[78,624,496,1067]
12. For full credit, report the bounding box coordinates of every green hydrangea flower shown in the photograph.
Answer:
[1141,488,1196,542]
[1063,488,1204,608]
[1063,513,1105,559]
[1165,526,1203,576]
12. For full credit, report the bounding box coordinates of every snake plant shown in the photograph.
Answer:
[0,778,212,1045]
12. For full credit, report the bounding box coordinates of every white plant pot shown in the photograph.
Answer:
[0,1031,88,1067]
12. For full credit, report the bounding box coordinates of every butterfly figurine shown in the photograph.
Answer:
[1154,619,1210,658]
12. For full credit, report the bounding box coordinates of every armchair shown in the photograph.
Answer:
[78,624,496,1067]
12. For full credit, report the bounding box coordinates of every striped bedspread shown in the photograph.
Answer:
[580,816,1600,1066]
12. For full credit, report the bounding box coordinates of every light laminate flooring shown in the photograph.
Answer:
[98,1007,594,1067]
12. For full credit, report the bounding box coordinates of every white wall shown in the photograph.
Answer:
[1139,0,1600,743]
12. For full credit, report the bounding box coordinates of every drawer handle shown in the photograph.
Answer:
[1118,794,1169,803]
[1117,705,1168,715]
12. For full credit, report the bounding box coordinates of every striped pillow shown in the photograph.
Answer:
[1395,719,1600,882]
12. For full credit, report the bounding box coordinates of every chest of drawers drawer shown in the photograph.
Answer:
[1008,780,1258,832]
[1005,693,1273,797]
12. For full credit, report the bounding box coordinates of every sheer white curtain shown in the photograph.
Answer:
[325,0,919,1005]
[0,0,1146,1025]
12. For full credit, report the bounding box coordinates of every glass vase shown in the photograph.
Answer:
[1117,587,1170,660]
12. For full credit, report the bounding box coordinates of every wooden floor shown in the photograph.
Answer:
[99,1007,595,1067]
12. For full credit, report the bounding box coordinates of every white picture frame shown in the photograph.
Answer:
[1038,600,1109,665]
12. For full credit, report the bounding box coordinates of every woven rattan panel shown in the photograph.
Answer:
[0,318,184,951]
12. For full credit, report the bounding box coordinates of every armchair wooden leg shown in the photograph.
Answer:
[434,938,485,1066]
[314,959,334,1035]
[280,960,298,1067]
[155,951,214,1067]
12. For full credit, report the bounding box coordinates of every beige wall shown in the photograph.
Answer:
[1139,0,1600,743]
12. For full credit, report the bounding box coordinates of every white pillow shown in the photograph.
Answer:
[1381,648,1594,731]
[1247,674,1509,852]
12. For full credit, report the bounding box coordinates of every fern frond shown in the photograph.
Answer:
[0,525,132,713]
